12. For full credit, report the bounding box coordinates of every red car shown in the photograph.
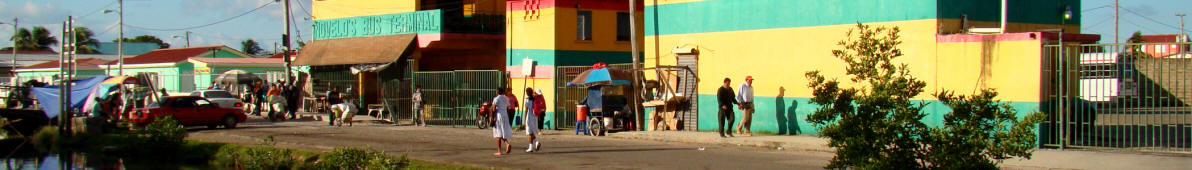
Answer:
[130,96,247,129]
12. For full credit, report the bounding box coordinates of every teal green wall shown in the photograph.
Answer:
[645,0,1079,36]
[16,70,107,79]
[693,94,1040,135]
[120,65,186,93]
[505,49,635,66]
[313,9,443,40]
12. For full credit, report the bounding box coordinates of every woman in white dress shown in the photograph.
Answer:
[523,88,540,152]
[491,88,513,156]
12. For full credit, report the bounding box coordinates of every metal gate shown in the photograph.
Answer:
[1042,42,1191,153]
[555,64,633,129]
[676,55,699,131]
[413,70,505,127]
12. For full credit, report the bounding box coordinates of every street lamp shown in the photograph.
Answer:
[172,31,191,47]
[0,18,17,77]
[103,0,123,75]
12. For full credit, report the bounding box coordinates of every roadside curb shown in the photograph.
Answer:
[606,131,834,153]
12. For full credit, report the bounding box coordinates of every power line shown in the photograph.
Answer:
[122,1,276,31]
[294,0,313,18]
[1121,7,1189,33]
[1083,4,1112,12]
[1122,18,1163,34]
[78,1,119,20]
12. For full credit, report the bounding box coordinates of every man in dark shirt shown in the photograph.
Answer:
[716,78,739,138]
[326,87,341,126]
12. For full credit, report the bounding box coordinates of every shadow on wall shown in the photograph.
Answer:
[775,86,802,135]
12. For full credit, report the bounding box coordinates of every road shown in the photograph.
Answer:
[187,118,833,169]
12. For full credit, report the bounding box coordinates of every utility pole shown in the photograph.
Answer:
[1115,0,1119,44]
[117,0,124,76]
[1177,13,1186,40]
[173,31,191,47]
[282,0,293,82]
[629,0,642,131]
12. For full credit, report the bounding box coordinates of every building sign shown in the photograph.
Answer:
[194,67,211,74]
[314,9,443,40]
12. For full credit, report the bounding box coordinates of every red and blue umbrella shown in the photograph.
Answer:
[568,67,633,86]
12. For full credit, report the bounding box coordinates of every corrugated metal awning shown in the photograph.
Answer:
[294,34,415,66]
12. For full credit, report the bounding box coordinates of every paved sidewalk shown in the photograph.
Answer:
[606,130,1192,170]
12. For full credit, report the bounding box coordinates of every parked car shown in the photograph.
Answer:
[129,96,247,129]
[190,90,244,109]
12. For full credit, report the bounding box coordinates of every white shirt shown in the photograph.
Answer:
[492,95,510,115]
[737,83,753,103]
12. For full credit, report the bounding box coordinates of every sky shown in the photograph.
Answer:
[0,0,1187,52]
[1081,0,1192,43]
[0,0,314,54]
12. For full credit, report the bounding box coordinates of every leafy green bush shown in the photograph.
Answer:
[805,23,1042,169]
[214,145,300,169]
[317,147,408,170]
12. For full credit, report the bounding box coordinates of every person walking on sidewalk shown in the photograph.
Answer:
[491,88,514,156]
[505,88,519,127]
[533,89,546,134]
[523,88,542,152]
[736,76,755,136]
[412,86,425,126]
[717,78,739,138]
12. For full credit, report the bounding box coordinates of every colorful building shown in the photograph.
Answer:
[14,58,111,83]
[642,0,1086,134]
[504,0,643,129]
[299,0,506,114]
[101,45,264,94]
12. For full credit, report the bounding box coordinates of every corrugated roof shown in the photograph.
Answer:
[268,52,297,58]
[1141,34,1187,43]
[189,57,283,64]
[0,49,58,54]
[295,34,415,66]
[20,58,111,70]
[105,45,244,65]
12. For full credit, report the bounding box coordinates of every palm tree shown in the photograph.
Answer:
[72,27,101,54]
[240,39,263,56]
[5,26,57,51]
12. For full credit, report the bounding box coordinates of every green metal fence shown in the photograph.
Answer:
[413,70,505,127]
[554,64,633,129]
[1042,42,1192,153]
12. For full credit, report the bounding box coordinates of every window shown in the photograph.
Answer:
[577,10,593,41]
[617,12,630,41]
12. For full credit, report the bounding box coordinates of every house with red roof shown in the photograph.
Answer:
[1139,34,1190,58]
[13,58,111,83]
[100,45,264,93]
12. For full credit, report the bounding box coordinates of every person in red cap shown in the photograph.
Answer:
[736,76,755,136]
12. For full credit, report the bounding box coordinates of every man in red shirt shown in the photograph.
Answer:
[505,88,519,126]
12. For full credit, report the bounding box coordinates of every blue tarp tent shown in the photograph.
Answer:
[31,76,109,118]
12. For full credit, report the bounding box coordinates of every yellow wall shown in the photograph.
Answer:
[553,8,645,52]
[313,0,419,20]
[507,8,559,50]
[508,7,644,52]
[646,19,1050,102]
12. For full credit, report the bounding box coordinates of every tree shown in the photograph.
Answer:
[805,23,1044,169]
[71,27,101,54]
[240,39,263,56]
[4,26,57,51]
[115,35,170,49]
